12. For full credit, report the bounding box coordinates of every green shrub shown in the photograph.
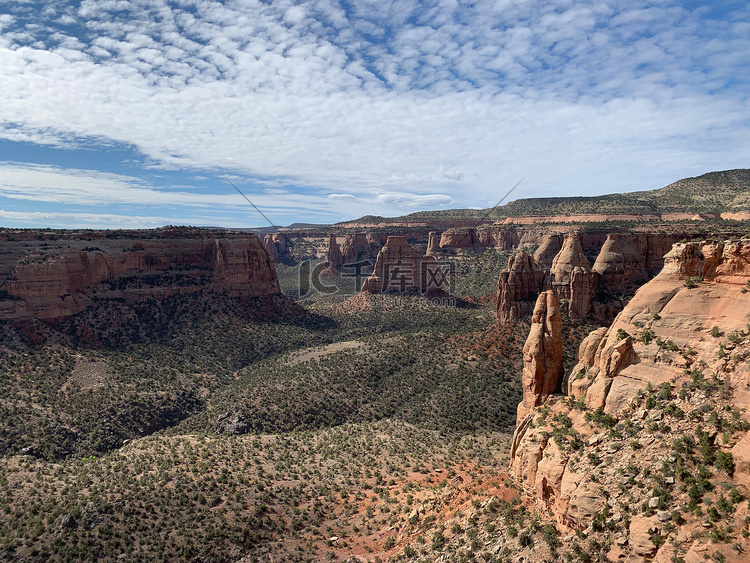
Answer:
[715,451,735,476]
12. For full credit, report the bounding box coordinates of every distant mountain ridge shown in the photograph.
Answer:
[339,169,750,225]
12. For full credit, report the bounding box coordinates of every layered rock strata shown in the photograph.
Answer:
[325,234,343,269]
[517,291,564,424]
[498,231,688,324]
[361,236,440,294]
[496,250,546,324]
[510,239,750,552]
[0,233,281,320]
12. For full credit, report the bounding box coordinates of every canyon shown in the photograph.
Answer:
[1,169,750,562]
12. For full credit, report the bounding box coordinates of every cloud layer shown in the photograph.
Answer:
[0,0,748,226]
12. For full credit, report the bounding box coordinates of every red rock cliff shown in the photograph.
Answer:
[0,232,281,320]
[496,249,546,324]
[510,239,750,543]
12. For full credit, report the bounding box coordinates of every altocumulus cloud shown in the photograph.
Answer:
[0,0,748,227]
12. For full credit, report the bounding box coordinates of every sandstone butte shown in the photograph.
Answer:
[0,232,280,320]
[509,238,750,562]
[361,236,439,294]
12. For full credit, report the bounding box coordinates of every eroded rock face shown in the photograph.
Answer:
[511,238,750,544]
[496,249,545,324]
[518,291,563,423]
[326,234,343,269]
[565,327,608,398]
[7,250,111,299]
[534,235,563,270]
[592,233,647,292]
[263,234,279,262]
[662,240,750,282]
[362,236,430,293]
[439,230,478,250]
[212,238,280,297]
[549,232,597,318]
[342,233,377,264]
[426,232,441,255]
[1,233,281,319]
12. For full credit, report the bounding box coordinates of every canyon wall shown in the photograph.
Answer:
[0,230,281,320]
[509,239,750,560]
[497,231,689,323]
[361,236,441,294]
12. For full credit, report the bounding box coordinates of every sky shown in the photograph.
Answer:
[0,0,748,229]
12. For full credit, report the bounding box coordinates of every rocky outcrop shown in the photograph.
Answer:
[216,412,248,435]
[578,241,750,415]
[496,232,741,324]
[326,234,343,269]
[517,291,563,424]
[342,233,377,265]
[565,327,608,399]
[510,239,750,548]
[211,238,280,297]
[496,250,545,323]
[592,233,647,293]
[6,250,112,299]
[361,236,437,293]
[437,227,519,252]
[0,232,281,319]
[263,234,279,262]
[438,230,478,250]
[426,232,441,255]
[533,235,563,270]
[548,233,597,318]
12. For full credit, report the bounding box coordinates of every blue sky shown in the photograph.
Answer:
[0,0,748,229]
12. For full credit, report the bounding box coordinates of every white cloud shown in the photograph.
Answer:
[0,0,748,226]
[0,209,176,229]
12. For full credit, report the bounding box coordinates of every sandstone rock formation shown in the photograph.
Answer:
[510,239,750,555]
[565,327,608,399]
[438,230,477,250]
[436,227,519,252]
[496,249,545,324]
[263,234,279,262]
[361,236,436,293]
[517,291,563,424]
[426,232,441,255]
[533,234,563,269]
[326,234,343,269]
[211,238,280,297]
[342,233,376,265]
[592,233,647,293]
[0,232,281,319]
[548,233,597,318]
